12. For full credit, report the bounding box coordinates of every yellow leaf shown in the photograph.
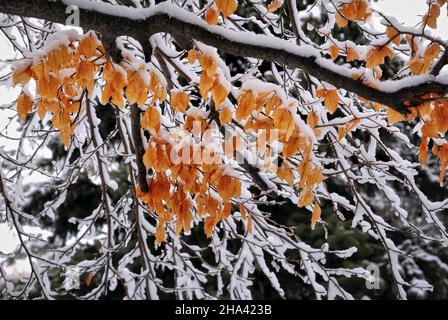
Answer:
[215,0,238,18]
[171,91,190,112]
[387,108,404,125]
[205,6,219,25]
[311,203,321,230]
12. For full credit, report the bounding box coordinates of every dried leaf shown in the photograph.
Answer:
[311,203,321,230]
[205,6,219,25]
[171,91,190,113]
[387,108,404,125]
[215,0,238,18]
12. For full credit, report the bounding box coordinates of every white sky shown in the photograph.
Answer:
[374,0,448,39]
[0,0,447,276]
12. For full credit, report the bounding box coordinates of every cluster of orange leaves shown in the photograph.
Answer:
[13,32,167,146]
[413,96,448,184]
[138,136,243,244]
[136,51,245,244]
[14,33,105,146]
[234,87,324,226]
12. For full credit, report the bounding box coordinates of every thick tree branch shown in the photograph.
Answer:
[1,0,447,113]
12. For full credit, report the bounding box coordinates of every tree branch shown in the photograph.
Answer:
[1,0,447,113]
[130,104,149,192]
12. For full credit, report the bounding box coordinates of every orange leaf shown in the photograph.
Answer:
[199,54,217,76]
[335,11,348,27]
[187,49,200,64]
[420,138,429,166]
[141,106,161,132]
[12,64,32,86]
[155,223,166,245]
[205,6,219,25]
[325,90,339,113]
[199,74,215,98]
[219,107,232,125]
[17,92,33,121]
[329,45,339,61]
[126,70,149,106]
[267,0,282,13]
[365,46,394,69]
[171,91,190,113]
[346,47,359,62]
[307,111,318,129]
[409,58,430,75]
[215,0,238,18]
[311,203,321,230]
[212,82,229,107]
[236,90,256,121]
[276,162,295,186]
[387,108,404,125]
[239,204,247,220]
[423,43,441,64]
[386,27,401,46]
[86,272,95,286]
[423,3,440,29]
[297,186,314,208]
